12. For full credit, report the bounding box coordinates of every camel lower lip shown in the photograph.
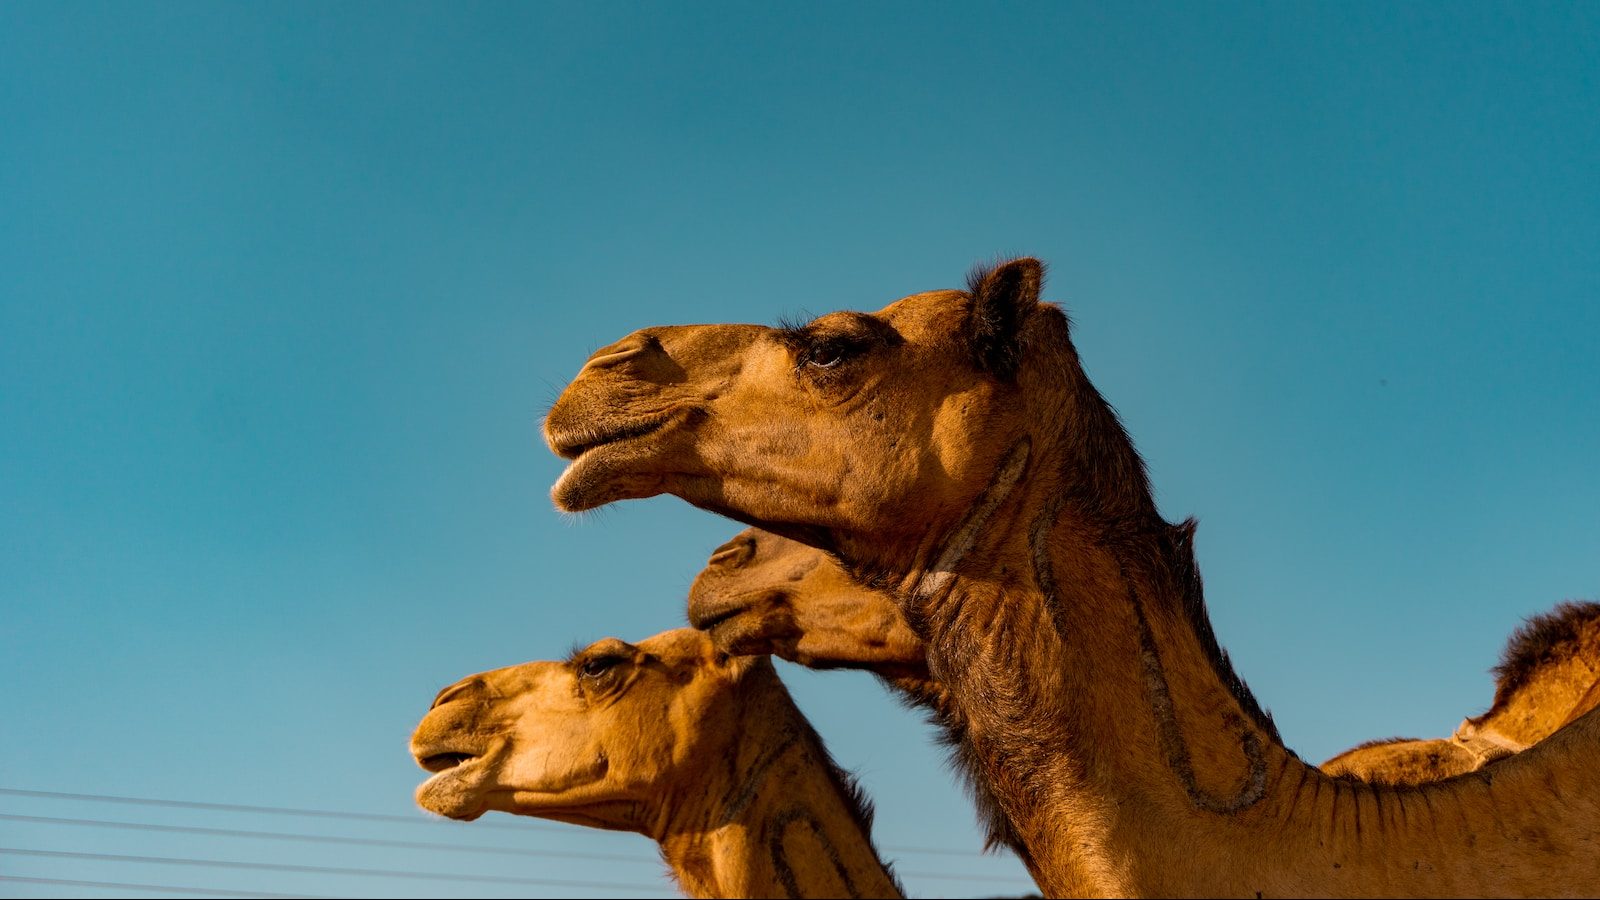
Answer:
[549,414,687,512]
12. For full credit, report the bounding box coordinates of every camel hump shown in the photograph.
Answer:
[1490,600,1600,707]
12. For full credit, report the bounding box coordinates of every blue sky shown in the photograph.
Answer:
[2,2,1597,897]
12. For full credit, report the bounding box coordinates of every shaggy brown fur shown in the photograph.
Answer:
[1492,600,1600,709]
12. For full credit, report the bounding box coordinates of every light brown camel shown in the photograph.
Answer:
[409,627,904,899]
[690,528,1600,787]
[1323,600,1600,784]
[690,528,1021,855]
[543,257,1600,897]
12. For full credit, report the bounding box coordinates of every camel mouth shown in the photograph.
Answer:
[688,600,746,633]
[546,415,672,461]
[419,751,479,774]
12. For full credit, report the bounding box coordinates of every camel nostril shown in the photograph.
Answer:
[707,536,757,569]
[431,677,484,709]
[580,334,662,374]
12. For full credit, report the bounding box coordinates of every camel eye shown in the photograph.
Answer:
[804,339,853,369]
[578,654,626,679]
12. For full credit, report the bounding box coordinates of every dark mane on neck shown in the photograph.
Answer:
[1160,519,1284,745]
[1038,316,1282,745]
[1489,599,1600,709]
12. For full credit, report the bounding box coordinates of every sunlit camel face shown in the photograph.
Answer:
[543,260,1050,545]
[688,527,925,674]
[409,629,757,829]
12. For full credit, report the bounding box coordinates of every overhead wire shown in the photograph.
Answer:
[0,786,1003,859]
[0,874,320,899]
[0,786,1035,886]
[0,812,658,865]
[1,811,1034,885]
[0,847,677,894]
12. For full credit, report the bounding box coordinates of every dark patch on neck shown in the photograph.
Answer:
[1129,552,1269,812]
[723,681,902,896]
[768,807,863,899]
[1033,498,1269,814]
[1489,600,1600,709]
[720,727,801,825]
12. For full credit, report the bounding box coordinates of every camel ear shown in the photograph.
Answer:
[966,257,1044,379]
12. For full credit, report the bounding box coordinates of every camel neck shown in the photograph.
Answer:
[655,709,902,899]
[901,479,1588,897]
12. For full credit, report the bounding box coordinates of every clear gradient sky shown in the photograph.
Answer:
[2,3,1598,898]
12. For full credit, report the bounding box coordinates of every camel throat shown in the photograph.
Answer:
[910,438,1031,605]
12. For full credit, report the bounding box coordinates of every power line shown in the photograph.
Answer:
[0,786,999,859]
[0,812,658,865]
[0,787,560,835]
[0,875,321,899]
[2,812,1035,885]
[0,847,677,894]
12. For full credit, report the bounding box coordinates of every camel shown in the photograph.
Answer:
[690,527,1600,787]
[690,528,1020,854]
[409,627,904,899]
[543,257,1600,896]
[1323,600,1600,784]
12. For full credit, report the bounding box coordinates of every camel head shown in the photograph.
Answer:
[544,258,1146,573]
[688,526,928,678]
[409,628,779,833]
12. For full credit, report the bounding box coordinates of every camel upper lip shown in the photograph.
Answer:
[547,415,672,460]
[689,589,783,631]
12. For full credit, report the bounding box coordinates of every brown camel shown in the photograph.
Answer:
[1323,600,1600,784]
[690,528,1600,787]
[409,627,904,899]
[690,527,1020,854]
[544,257,1600,896]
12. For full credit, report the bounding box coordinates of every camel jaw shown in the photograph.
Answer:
[413,748,493,821]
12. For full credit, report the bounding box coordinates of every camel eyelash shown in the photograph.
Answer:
[776,315,901,372]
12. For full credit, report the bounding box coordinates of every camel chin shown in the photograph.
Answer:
[413,755,491,821]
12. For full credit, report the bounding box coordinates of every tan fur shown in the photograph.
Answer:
[409,628,903,899]
[689,530,932,684]
[544,258,1600,897]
